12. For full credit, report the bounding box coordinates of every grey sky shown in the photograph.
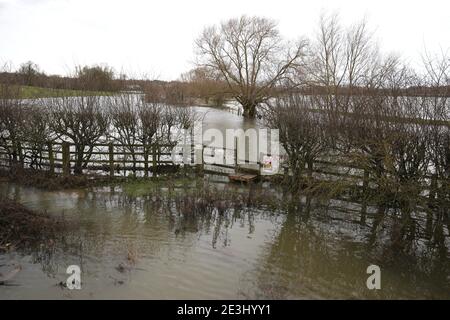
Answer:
[0,0,448,80]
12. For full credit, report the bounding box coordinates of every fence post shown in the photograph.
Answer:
[191,142,195,167]
[47,141,55,174]
[196,145,204,175]
[152,144,157,178]
[362,169,369,193]
[258,152,264,175]
[234,136,238,172]
[360,169,370,224]
[17,142,24,169]
[109,143,114,178]
[144,145,149,178]
[62,142,70,175]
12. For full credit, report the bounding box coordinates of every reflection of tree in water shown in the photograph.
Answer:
[2,181,448,298]
[367,203,450,298]
[238,196,370,299]
[8,182,270,278]
[161,183,264,249]
[239,194,450,299]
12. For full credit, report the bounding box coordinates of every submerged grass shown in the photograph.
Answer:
[120,174,202,197]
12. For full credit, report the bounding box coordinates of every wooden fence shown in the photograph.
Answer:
[0,137,267,177]
[0,141,184,177]
[0,138,445,199]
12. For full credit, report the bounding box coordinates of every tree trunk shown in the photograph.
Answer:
[74,147,84,175]
[242,102,257,118]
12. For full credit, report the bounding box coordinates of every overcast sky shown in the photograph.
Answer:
[0,0,449,80]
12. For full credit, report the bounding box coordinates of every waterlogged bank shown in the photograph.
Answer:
[0,178,449,299]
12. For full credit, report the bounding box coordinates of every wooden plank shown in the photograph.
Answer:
[228,173,258,183]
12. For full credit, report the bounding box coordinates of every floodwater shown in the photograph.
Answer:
[0,103,449,299]
[193,105,276,174]
[0,179,449,300]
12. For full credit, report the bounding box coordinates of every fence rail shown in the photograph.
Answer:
[0,140,182,177]
[0,139,445,197]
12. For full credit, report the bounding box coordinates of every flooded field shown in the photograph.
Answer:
[0,100,449,299]
[1,177,449,299]
[0,0,449,304]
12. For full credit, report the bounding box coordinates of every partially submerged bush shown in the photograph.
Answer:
[48,96,109,174]
[265,95,328,189]
[0,197,66,251]
[0,168,98,190]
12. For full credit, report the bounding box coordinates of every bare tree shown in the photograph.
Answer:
[195,15,307,117]
[137,102,164,172]
[75,64,117,91]
[421,49,450,202]
[49,96,109,174]
[265,94,328,189]
[0,99,26,169]
[138,102,163,147]
[22,106,52,169]
[18,61,41,87]
[181,67,228,106]
[308,13,386,113]
[342,63,434,208]
[108,94,142,173]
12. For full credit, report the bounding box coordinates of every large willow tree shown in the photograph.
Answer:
[195,15,307,117]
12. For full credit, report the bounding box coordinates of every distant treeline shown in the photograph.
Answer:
[0,63,229,105]
[0,66,229,106]
[295,85,450,97]
[1,58,449,105]
[0,63,123,92]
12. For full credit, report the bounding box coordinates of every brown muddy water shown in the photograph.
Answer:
[0,178,449,300]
